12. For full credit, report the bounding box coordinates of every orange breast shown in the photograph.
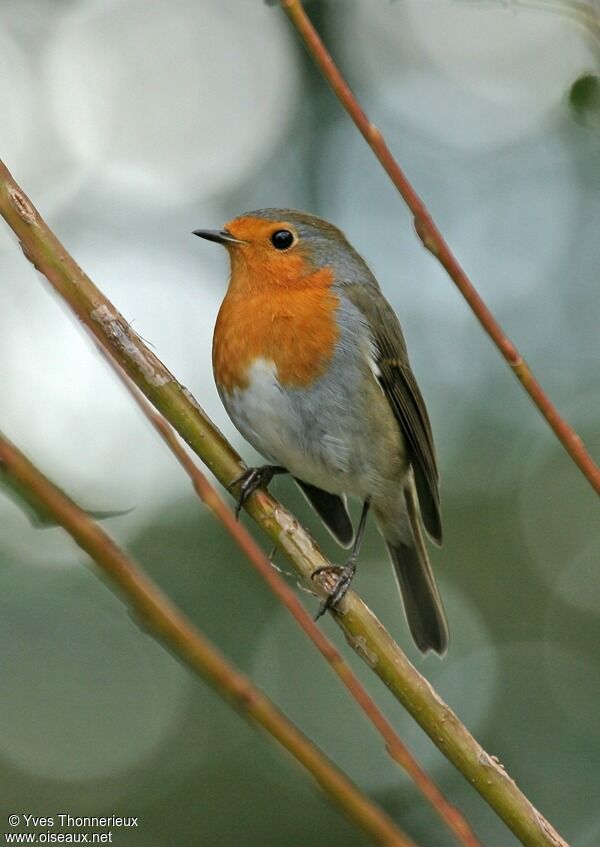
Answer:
[213,269,339,392]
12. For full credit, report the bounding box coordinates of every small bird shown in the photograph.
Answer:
[194,209,448,655]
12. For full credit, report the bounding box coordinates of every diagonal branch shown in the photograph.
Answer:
[0,432,415,847]
[105,354,482,847]
[279,0,600,498]
[0,160,568,847]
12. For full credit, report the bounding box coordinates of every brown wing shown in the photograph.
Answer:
[377,352,442,544]
[349,287,442,545]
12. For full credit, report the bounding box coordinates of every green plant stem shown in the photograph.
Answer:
[0,160,568,847]
[107,358,482,847]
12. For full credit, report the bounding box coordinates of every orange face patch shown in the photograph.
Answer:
[212,217,339,391]
[223,216,306,294]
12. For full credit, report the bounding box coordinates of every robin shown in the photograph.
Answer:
[194,209,448,655]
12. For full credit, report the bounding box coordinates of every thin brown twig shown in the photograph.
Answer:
[279,0,600,498]
[104,353,482,847]
[0,431,416,847]
[0,159,569,847]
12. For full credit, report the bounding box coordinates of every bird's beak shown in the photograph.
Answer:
[192,229,244,246]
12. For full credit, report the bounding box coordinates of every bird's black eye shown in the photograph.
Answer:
[271,229,295,250]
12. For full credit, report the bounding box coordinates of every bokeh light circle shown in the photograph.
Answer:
[343,1,597,151]
[44,0,299,205]
[0,566,192,781]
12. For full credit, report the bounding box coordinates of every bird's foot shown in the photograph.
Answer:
[227,465,287,518]
[312,558,357,620]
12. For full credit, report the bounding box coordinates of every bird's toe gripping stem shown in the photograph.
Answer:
[311,498,369,620]
[312,558,357,620]
[227,465,287,518]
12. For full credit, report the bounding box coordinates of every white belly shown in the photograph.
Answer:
[218,353,407,502]
[219,358,353,493]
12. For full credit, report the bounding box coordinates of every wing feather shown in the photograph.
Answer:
[348,286,442,544]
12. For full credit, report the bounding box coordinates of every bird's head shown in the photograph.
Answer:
[194,208,367,293]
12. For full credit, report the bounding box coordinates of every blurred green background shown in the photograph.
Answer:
[1,1,599,845]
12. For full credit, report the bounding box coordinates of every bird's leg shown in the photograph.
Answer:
[313,499,370,620]
[228,465,288,518]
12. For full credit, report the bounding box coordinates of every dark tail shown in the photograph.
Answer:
[385,485,448,656]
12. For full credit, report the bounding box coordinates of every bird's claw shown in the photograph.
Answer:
[312,559,357,620]
[227,465,284,519]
